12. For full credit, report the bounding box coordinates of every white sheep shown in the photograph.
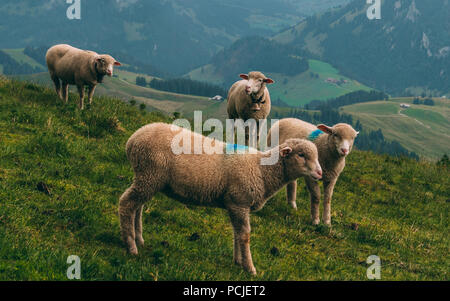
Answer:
[227,71,274,144]
[268,118,358,225]
[46,44,121,109]
[119,122,322,275]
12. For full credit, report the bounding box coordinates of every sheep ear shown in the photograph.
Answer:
[114,61,121,66]
[264,78,274,84]
[317,124,333,135]
[280,146,292,157]
[240,74,249,80]
[356,131,360,136]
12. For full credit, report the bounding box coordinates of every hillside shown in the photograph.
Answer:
[273,0,450,95]
[341,98,450,159]
[0,1,354,75]
[187,37,373,106]
[0,78,448,280]
[14,71,228,120]
[0,0,347,75]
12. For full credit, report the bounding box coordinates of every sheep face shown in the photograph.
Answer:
[239,71,274,96]
[318,124,359,157]
[96,55,121,77]
[280,139,322,181]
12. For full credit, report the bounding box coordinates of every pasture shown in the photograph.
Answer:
[0,78,448,280]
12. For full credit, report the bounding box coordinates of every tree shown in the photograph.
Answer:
[136,76,147,87]
[423,98,435,106]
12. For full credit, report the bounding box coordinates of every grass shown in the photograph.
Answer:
[0,78,449,280]
[15,72,228,120]
[341,98,450,159]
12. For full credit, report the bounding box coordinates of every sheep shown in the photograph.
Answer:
[268,118,358,226]
[46,44,121,110]
[227,71,274,145]
[119,122,322,275]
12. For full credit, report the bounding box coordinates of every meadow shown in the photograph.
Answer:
[341,98,450,160]
[0,78,448,280]
[188,59,373,107]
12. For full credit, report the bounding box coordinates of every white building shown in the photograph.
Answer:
[210,95,224,101]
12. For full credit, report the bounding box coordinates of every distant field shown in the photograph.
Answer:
[115,70,158,85]
[269,60,372,106]
[2,48,45,69]
[187,59,373,107]
[341,98,450,159]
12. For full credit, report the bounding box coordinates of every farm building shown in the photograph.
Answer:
[210,95,224,101]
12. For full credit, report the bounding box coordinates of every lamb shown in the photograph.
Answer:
[268,118,358,226]
[227,71,274,145]
[119,122,322,275]
[46,44,121,110]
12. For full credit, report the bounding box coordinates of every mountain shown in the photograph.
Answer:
[0,0,350,75]
[273,0,450,96]
[0,77,448,280]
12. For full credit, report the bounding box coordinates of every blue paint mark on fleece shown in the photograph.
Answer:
[225,144,249,153]
[308,129,324,141]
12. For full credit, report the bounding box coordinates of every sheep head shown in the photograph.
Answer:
[279,138,322,182]
[317,123,359,157]
[95,55,121,78]
[239,71,274,96]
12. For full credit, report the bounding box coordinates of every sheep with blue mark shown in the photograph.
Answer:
[267,118,359,226]
[119,122,322,275]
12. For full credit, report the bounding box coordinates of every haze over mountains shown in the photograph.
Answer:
[0,0,448,96]
[0,0,349,75]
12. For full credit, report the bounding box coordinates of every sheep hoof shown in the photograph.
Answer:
[290,203,297,210]
[312,219,320,226]
[129,247,138,255]
[136,237,145,247]
[247,267,257,275]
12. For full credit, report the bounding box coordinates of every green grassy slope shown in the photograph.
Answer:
[2,48,45,70]
[14,72,228,120]
[341,98,450,159]
[0,78,448,280]
[187,59,373,107]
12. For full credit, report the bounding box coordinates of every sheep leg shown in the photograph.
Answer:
[232,228,242,265]
[88,85,96,105]
[323,179,337,226]
[77,85,85,110]
[228,207,256,275]
[286,181,298,210]
[62,82,69,104]
[134,204,145,247]
[305,177,321,225]
[119,185,148,255]
[51,75,62,99]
